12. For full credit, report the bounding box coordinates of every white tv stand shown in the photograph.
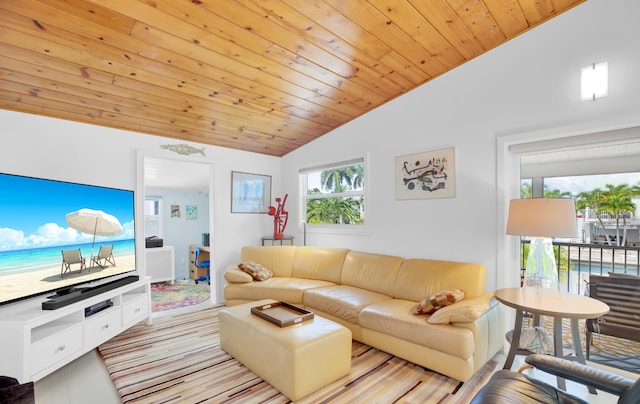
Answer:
[0,276,151,384]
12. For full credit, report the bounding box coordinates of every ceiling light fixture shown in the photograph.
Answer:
[581,62,608,101]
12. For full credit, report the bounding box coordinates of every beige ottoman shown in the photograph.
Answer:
[220,299,352,401]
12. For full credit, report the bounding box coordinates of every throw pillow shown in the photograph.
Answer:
[428,295,498,324]
[415,289,464,315]
[224,267,253,283]
[238,261,273,281]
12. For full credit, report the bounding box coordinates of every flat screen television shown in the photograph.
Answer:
[0,172,137,306]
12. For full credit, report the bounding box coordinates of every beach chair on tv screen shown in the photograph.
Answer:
[91,244,116,268]
[61,249,86,277]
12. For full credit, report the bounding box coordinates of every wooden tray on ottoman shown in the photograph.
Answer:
[251,301,314,327]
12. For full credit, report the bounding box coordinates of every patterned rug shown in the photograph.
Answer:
[98,305,498,403]
[150,281,210,312]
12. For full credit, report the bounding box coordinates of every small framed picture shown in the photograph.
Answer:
[185,205,197,220]
[231,171,271,213]
[395,147,456,199]
[171,204,180,218]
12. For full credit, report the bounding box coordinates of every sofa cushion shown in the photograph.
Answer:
[225,277,337,305]
[303,285,391,324]
[238,261,273,281]
[428,294,498,324]
[359,299,474,360]
[224,267,253,283]
[394,259,486,301]
[415,289,464,315]
[241,246,296,277]
[291,247,350,283]
[340,251,404,296]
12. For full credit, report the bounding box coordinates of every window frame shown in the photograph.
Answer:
[144,196,163,238]
[299,153,368,234]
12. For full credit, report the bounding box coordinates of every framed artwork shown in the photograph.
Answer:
[185,205,197,220]
[170,204,180,218]
[395,147,456,199]
[231,171,272,213]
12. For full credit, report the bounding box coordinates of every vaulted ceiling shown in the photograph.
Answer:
[0,0,584,156]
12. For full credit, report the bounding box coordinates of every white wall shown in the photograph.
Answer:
[282,0,640,291]
[0,111,281,303]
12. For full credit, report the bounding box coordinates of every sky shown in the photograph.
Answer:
[0,173,135,251]
[543,172,640,195]
[308,171,321,190]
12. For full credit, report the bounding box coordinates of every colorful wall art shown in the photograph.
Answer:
[395,147,456,199]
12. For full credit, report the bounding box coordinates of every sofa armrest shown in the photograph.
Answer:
[525,354,636,397]
[224,263,253,283]
[428,293,498,324]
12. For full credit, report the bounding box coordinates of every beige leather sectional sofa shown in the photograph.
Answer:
[223,246,503,382]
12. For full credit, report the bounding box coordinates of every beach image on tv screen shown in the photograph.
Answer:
[0,173,136,305]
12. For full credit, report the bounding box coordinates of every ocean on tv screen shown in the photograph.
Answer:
[0,239,135,275]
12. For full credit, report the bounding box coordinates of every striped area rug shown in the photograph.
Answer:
[98,305,497,403]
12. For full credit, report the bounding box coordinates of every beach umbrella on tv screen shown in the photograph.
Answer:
[66,208,123,247]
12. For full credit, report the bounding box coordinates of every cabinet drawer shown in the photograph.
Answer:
[31,324,83,374]
[85,309,121,348]
[123,295,148,326]
[190,268,207,279]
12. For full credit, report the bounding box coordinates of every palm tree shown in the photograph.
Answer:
[307,164,364,225]
[576,188,613,245]
[320,165,364,192]
[599,184,636,245]
[520,181,532,198]
[576,184,639,246]
[306,198,333,224]
[544,187,572,198]
[519,182,570,199]
[349,165,364,190]
[306,184,363,224]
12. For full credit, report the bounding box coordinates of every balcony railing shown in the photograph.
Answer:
[518,240,640,295]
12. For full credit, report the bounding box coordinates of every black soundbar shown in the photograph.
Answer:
[42,275,140,310]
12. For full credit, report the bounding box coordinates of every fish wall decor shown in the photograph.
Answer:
[160,143,206,157]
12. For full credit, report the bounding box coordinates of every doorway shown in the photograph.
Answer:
[137,151,215,301]
[497,125,640,290]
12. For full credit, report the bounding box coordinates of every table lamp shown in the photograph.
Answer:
[506,198,577,290]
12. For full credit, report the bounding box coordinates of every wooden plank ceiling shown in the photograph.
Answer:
[0,0,584,156]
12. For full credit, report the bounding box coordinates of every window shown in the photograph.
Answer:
[300,157,365,226]
[144,196,163,238]
[520,178,532,198]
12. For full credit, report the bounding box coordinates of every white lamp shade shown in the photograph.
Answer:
[581,62,608,101]
[506,198,577,238]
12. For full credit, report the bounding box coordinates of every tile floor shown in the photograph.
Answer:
[33,305,638,404]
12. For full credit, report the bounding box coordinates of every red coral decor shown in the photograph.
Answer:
[268,194,289,239]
